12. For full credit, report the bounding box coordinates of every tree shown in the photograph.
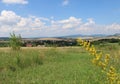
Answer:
[9,32,22,50]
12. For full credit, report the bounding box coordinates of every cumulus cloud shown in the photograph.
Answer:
[62,0,69,6]
[1,0,28,4]
[0,10,45,37]
[0,10,120,37]
[0,10,21,25]
[52,17,82,29]
[105,23,120,34]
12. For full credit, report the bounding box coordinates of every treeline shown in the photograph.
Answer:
[91,38,120,45]
[22,40,77,47]
[0,40,77,47]
[0,38,120,47]
[0,42,9,47]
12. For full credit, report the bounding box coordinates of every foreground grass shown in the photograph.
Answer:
[0,46,119,84]
[95,43,120,71]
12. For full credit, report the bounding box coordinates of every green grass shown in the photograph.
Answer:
[0,46,119,84]
[95,43,120,70]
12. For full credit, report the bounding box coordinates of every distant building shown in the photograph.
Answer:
[26,43,32,47]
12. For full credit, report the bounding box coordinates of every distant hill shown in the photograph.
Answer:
[0,37,9,40]
[59,34,108,38]
[113,33,120,36]
[0,33,120,41]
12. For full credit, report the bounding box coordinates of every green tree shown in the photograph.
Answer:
[9,32,22,50]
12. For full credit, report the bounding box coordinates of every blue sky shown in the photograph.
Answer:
[0,0,120,37]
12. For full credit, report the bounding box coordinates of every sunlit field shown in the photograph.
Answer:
[0,43,120,84]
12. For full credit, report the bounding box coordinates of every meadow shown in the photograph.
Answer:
[0,43,120,84]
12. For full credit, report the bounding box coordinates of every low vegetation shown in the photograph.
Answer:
[0,44,120,84]
[77,38,120,84]
[0,33,120,83]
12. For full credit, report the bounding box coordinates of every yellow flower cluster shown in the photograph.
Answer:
[77,38,120,84]
[107,66,118,84]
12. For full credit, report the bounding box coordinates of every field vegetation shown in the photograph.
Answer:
[0,43,120,84]
[77,39,120,84]
[0,33,120,84]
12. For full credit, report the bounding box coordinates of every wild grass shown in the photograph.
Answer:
[96,43,120,70]
[0,45,119,84]
[97,43,120,80]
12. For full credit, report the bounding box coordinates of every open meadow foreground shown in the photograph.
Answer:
[0,43,120,84]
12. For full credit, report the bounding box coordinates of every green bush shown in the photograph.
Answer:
[9,32,22,50]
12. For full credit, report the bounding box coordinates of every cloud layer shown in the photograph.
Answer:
[1,0,28,4]
[62,0,69,6]
[0,10,120,37]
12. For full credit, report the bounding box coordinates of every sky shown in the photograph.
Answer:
[0,0,120,37]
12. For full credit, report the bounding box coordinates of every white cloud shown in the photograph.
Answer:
[52,17,82,29]
[104,23,120,34]
[0,10,120,37]
[106,23,120,30]
[84,18,95,26]
[0,10,45,37]
[1,0,28,4]
[0,10,21,25]
[62,0,69,6]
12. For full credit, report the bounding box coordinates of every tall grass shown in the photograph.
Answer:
[96,43,120,70]
[0,49,44,72]
[77,39,120,84]
[0,45,120,84]
[0,47,107,84]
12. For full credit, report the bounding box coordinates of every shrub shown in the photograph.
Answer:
[9,32,22,50]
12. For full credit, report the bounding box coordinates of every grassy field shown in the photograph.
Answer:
[0,43,120,84]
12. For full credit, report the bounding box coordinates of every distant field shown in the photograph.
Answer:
[0,44,120,84]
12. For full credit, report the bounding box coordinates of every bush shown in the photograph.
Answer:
[9,32,22,50]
